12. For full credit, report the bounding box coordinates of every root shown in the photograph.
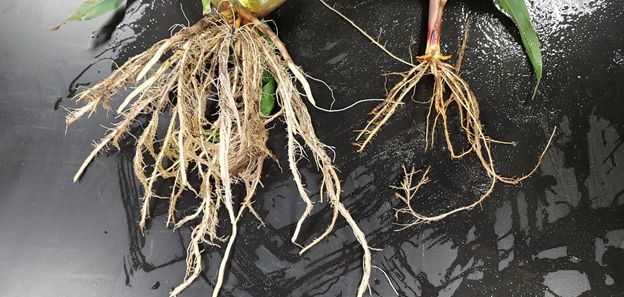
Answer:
[338,202,371,296]
[384,53,556,224]
[354,63,428,151]
[68,7,370,297]
[318,0,415,68]
[321,1,556,222]
[371,265,399,296]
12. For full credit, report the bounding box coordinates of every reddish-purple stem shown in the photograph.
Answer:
[425,0,447,55]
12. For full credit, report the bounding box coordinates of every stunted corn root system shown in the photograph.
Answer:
[321,0,555,225]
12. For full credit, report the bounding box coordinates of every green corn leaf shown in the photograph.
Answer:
[203,129,220,142]
[202,0,212,15]
[495,0,543,98]
[52,0,125,31]
[260,70,277,117]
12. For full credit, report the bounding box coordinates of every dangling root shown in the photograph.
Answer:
[68,7,370,297]
[321,0,556,222]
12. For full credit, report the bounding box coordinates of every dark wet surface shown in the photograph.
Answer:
[1,0,623,296]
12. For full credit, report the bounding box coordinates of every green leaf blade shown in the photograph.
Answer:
[52,0,125,31]
[495,0,543,98]
[260,70,277,118]
[202,0,212,15]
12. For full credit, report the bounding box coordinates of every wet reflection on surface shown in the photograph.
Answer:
[0,0,622,296]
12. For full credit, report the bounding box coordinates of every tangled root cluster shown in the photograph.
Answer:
[68,12,370,297]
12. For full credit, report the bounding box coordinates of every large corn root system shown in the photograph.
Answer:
[68,11,370,297]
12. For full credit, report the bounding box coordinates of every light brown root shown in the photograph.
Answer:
[321,5,556,223]
[338,202,371,297]
[354,63,428,151]
[317,0,415,68]
[388,58,556,224]
[251,20,372,294]
[68,8,370,297]
[319,0,556,222]
[394,164,496,227]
